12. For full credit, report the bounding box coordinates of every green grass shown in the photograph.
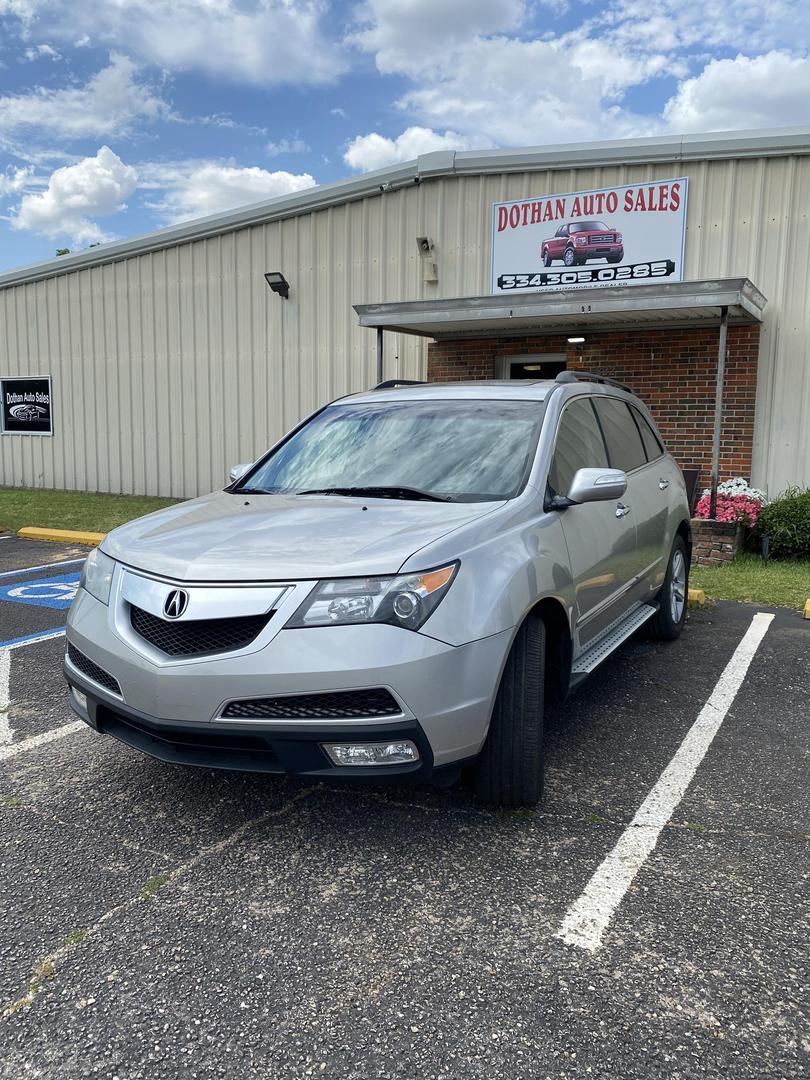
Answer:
[581,812,610,825]
[0,486,179,535]
[141,874,170,900]
[691,551,810,611]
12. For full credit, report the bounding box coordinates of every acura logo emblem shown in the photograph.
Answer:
[163,589,189,620]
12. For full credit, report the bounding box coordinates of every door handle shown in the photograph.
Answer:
[615,503,631,518]
[658,478,670,490]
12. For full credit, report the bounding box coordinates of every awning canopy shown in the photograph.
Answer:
[354,278,766,340]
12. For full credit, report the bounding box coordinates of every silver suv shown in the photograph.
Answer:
[65,373,691,807]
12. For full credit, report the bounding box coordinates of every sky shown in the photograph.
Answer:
[0,0,808,272]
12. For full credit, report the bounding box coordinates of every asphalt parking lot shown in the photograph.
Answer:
[0,535,808,1079]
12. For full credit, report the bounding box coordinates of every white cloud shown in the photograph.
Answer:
[0,53,168,141]
[398,37,663,146]
[139,160,316,223]
[664,51,810,132]
[0,0,40,22]
[348,4,671,147]
[0,164,34,196]
[601,0,810,55]
[344,126,483,171]
[348,0,810,150]
[349,0,526,75]
[266,137,310,157]
[2,0,344,86]
[10,145,137,242]
[23,42,61,60]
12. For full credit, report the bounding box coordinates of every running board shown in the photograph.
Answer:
[571,602,658,677]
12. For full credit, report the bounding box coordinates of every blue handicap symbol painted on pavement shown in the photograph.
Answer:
[0,571,81,609]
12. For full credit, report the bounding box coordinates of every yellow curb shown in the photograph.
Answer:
[17,526,106,547]
[803,599,810,620]
[687,587,706,607]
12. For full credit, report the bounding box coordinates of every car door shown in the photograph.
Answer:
[592,396,663,605]
[630,403,676,596]
[550,225,568,257]
[547,396,638,646]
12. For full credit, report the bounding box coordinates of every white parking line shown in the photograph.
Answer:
[0,649,11,746]
[0,557,86,581]
[0,721,86,762]
[0,630,67,749]
[557,611,775,953]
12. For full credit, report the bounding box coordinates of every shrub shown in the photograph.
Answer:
[753,487,810,559]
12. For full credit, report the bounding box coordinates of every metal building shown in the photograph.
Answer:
[1,126,809,499]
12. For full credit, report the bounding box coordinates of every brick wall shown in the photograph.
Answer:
[691,519,745,566]
[426,325,760,488]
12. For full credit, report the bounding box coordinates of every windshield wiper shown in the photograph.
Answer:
[294,485,452,502]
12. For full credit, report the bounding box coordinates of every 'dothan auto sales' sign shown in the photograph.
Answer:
[491,178,687,294]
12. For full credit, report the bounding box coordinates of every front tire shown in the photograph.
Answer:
[563,247,578,267]
[474,617,545,808]
[648,535,689,641]
[542,250,552,267]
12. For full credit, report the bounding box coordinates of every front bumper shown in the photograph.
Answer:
[581,244,623,259]
[67,685,437,780]
[65,586,512,775]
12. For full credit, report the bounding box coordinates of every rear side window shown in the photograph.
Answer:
[632,406,665,461]
[548,398,608,496]
[593,398,647,473]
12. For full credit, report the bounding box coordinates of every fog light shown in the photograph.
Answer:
[71,686,87,710]
[322,740,420,767]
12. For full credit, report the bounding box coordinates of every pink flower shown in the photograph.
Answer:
[695,492,762,527]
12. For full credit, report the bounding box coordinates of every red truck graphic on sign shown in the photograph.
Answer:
[541,220,624,267]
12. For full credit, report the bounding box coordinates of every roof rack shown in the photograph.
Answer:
[555,370,632,394]
[373,379,427,390]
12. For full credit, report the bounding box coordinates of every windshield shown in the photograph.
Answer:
[569,221,608,232]
[241,399,544,502]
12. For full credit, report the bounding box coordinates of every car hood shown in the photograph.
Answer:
[102,489,503,581]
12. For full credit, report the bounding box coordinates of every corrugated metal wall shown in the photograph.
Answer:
[1,153,808,497]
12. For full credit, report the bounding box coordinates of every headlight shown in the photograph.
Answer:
[80,548,116,605]
[576,236,587,244]
[287,563,458,631]
[616,232,623,243]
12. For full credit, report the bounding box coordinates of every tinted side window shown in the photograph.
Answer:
[632,406,665,461]
[548,398,608,496]
[593,398,646,473]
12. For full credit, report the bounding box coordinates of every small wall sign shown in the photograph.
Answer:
[1,376,53,435]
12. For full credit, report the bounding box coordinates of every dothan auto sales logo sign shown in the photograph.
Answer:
[491,178,687,294]
[1,376,53,435]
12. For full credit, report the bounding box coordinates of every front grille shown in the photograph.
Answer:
[590,233,615,243]
[67,643,121,696]
[130,605,271,657]
[221,688,402,720]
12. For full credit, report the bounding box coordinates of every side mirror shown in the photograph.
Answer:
[566,467,627,505]
[228,463,252,484]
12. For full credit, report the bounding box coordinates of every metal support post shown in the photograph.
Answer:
[709,305,729,520]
